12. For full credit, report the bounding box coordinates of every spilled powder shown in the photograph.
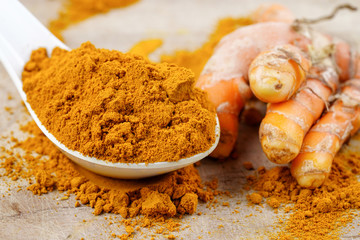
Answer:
[1,120,217,238]
[247,192,262,205]
[7,5,360,238]
[160,17,252,80]
[246,138,360,239]
[0,13,254,239]
[22,42,216,164]
[129,17,253,80]
[141,14,360,236]
[49,0,140,41]
[129,39,163,58]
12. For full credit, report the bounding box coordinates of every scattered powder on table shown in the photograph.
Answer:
[129,17,253,80]
[22,42,216,164]
[129,39,163,58]
[246,135,360,239]
[13,9,360,239]
[132,14,360,239]
[242,161,254,170]
[49,0,140,41]
[160,17,253,80]
[247,192,262,205]
[1,120,217,238]
[0,14,253,239]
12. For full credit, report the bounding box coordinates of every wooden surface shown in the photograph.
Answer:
[1,0,360,239]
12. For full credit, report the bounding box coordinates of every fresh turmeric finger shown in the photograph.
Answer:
[334,40,353,81]
[249,44,311,103]
[329,35,359,82]
[291,78,360,188]
[196,74,249,158]
[257,24,353,164]
[294,24,358,82]
[260,67,339,164]
[354,56,360,79]
[197,22,307,159]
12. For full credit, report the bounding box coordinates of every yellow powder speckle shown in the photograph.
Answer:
[49,0,140,41]
[247,192,262,205]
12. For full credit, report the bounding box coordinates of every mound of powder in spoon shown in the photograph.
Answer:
[21,42,216,164]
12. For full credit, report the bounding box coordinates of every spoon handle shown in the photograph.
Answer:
[0,0,68,82]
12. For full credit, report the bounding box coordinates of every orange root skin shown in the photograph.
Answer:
[249,45,311,103]
[335,41,352,81]
[196,74,249,114]
[291,151,333,188]
[198,21,306,159]
[196,74,250,159]
[259,77,335,164]
[260,111,304,164]
[210,113,238,159]
[291,79,360,188]
[290,132,339,188]
[355,57,360,79]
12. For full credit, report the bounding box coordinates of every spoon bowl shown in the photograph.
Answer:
[0,0,220,179]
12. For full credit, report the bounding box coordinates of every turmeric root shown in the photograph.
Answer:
[259,67,339,164]
[258,38,359,164]
[197,21,306,158]
[334,40,353,81]
[291,78,360,188]
[354,56,360,79]
[249,44,311,103]
[256,4,359,164]
[198,4,357,160]
[196,75,250,158]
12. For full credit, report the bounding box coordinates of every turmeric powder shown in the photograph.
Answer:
[129,39,163,58]
[3,5,360,239]
[3,120,215,219]
[247,137,360,239]
[160,17,252,80]
[126,17,252,81]
[0,14,251,238]
[49,0,140,41]
[22,42,216,164]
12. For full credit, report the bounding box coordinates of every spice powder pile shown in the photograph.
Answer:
[246,140,360,239]
[0,13,252,239]
[6,3,360,238]
[131,14,360,239]
[1,120,216,239]
[132,14,360,239]
[22,42,216,164]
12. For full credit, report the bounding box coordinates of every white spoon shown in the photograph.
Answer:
[0,0,220,179]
